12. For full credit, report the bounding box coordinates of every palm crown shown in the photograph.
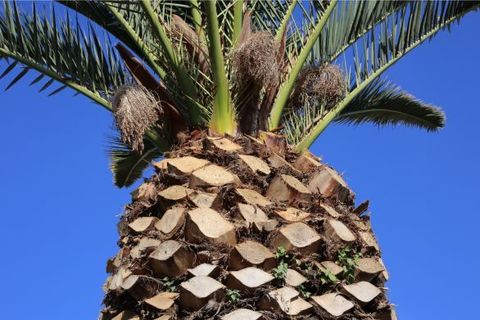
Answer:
[1,0,478,187]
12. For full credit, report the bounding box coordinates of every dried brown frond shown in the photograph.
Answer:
[232,31,280,87]
[232,32,281,134]
[112,85,160,152]
[170,15,209,74]
[291,64,347,110]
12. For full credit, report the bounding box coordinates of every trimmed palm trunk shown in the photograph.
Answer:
[101,132,395,320]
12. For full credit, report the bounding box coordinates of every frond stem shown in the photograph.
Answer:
[189,0,204,38]
[269,0,338,129]
[140,0,202,125]
[232,0,244,46]
[275,0,297,42]
[205,0,235,134]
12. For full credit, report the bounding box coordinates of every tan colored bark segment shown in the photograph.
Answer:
[285,268,307,287]
[253,219,279,232]
[271,222,321,254]
[208,137,243,152]
[308,166,352,202]
[236,204,278,233]
[236,203,278,231]
[164,156,210,175]
[317,261,343,276]
[107,267,131,291]
[275,207,310,222]
[237,203,269,224]
[186,207,237,246]
[236,188,272,207]
[312,293,354,317]
[355,257,385,281]
[190,164,239,188]
[144,292,179,310]
[188,191,218,208]
[155,206,186,237]
[261,287,312,316]
[268,153,301,175]
[227,267,274,291]
[320,203,342,218]
[379,258,390,281]
[130,238,160,259]
[128,217,158,233]
[324,219,356,243]
[221,309,263,320]
[238,154,271,175]
[188,263,219,277]
[360,231,380,251]
[179,276,225,311]
[266,174,311,202]
[149,240,194,277]
[293,152,322,172]
[121,275,157,300]
[158,185,193,202]
[229,240,276,270]
[259,131,286,155]
[132,182,157,201]
[341,281,381,304]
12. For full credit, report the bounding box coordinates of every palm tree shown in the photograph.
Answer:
[1,0,478,319]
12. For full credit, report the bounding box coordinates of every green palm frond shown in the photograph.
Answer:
[313,1,407,63]
[0,1,127,109]
[58,0,140,56]
[108,135,162,188]
[205,0,234,134]
[109,125,172,188]
[283,100,329,146]
[296,0,479,151]
[335,78,445,131]
[250,0,292,32]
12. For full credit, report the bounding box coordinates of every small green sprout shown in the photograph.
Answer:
[298,284,313,299]
[160,277,177,292]
[226,289,241,303]
[272,261,289,280]
[275,246,288,260]
[336,246,362,283]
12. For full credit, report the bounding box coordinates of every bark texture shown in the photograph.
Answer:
[101,133,396,320]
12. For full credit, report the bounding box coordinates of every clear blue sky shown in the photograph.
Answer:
[0,9,479,320]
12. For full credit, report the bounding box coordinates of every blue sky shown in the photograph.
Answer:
[0,7,479,320]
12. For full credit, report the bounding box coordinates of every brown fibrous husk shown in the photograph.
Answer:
[112,85,160,152]
[292,64,347,110]
[232,32,280,87]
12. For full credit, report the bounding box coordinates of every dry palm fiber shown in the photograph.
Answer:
[232,32,280,134]
[112,85,160,152]
[292,64,347,110]
[232,31,280,87]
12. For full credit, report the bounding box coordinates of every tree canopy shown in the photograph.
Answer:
[0,0,478,186]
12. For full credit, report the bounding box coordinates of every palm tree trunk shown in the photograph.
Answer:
[100,133,396,320]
